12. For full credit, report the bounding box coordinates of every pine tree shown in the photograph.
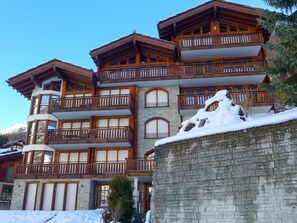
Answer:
[258,0,297,107]
[0,135,9,148]
[107,176,134,223]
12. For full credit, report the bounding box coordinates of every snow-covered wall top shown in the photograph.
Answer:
[155,90,297,147]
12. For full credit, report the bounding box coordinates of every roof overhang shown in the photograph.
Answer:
[158,0,267,41]
[90,33,176,66]
[7,59,93,99]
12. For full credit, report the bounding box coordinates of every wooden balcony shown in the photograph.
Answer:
[14,159,154,179]
[179,32,263,50]
[50,95,134,119]
[99,60,265,84]
[178,91,274,112]
[178,32,263,60]
[48,127,133,148]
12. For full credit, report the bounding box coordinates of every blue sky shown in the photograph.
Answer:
[0,0,270,130]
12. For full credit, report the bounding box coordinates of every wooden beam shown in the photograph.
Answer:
[31,76,42,88]
[213,5,217,19]
[173,23,177,36]
[133,39,138,53]
[53,66,65,80]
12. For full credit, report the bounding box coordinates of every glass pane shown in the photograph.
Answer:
[100,90,109,96]
[109,119,118,127]
[37,121,46,133]
[118,150,128,161]
[96,151,106,162]
[59,153,68,163]
[99,185,109,207]
[158,90,168,106]
[108,150,117,161]
[69,153,79,163]
[111,90,120,95]
[82,122,89,129]
[53,81,61,91]
[41,95,49,104]
[79,152,88,162]
[98,119,108,128]
[146,90,157,107]
[158,119,169,138]
[119,118,128,127]
[44,151,53,164]
[62,123,71,129]
[121,89,130,95]
[72,122,81,129]
[146,120,157,138]
[33,151,43,163]
[35,135,45,144]
[48,121,57,131]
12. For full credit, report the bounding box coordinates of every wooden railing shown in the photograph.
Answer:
[15,159,154,178]
[48,127,133,145]
[50,95,134,113]
[179,32,263,50]
[99,60,265,83]
[178,91,273,110]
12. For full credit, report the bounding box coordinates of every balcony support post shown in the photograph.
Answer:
[133,177,139,213]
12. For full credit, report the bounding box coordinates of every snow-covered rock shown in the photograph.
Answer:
[178,90,248,135]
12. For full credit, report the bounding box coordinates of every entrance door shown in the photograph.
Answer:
[144,183,152,212]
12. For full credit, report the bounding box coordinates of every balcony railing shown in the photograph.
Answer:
[178,91,273,111]
[15,159,154,179]
[48,127,133,145]
[50,95,134,113]
[179,32,263,50]
[99,60,265,83]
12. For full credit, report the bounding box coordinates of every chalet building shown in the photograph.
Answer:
[7,0,273,213]
[0,148,23,209]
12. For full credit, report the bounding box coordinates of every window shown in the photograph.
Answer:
[30,94,59,115]
[28,120,50,144]
[25,151,54,164]
[43,81,61,92]
[145,88,169,107]
[145,117,169,139]
[6,166,14,182]
[96,184,110,207]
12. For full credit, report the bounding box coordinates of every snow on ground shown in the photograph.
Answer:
[155,90,297,147]
[0,209,104,223]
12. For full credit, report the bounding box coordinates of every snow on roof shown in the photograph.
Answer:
[155,90,297,147]
[0,148,22,157]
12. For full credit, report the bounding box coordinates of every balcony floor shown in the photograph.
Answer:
[52,109,132,120]
[99,74,266,88]
[181,45,261,60]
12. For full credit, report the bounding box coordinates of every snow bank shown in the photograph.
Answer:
[155,90,297,147]
[0,209,104,223]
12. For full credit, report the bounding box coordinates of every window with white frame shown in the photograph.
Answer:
[145,117,169,139]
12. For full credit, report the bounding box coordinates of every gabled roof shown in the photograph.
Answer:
[158,0,263,40]
[90,33,176,66]
[0,148,22,161]
[7,59,94,99]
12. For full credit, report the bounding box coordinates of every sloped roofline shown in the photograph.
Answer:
[90,32,176,58]
[158,0,261,37]
[7,59,94,99]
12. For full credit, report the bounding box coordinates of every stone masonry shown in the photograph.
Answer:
[152,119,297,223]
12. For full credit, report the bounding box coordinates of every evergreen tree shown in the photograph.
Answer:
[107,176,134,223]
[0,135,9,147]
[258,0,297,107]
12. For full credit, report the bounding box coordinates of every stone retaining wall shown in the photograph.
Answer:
[152,119,297,223]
